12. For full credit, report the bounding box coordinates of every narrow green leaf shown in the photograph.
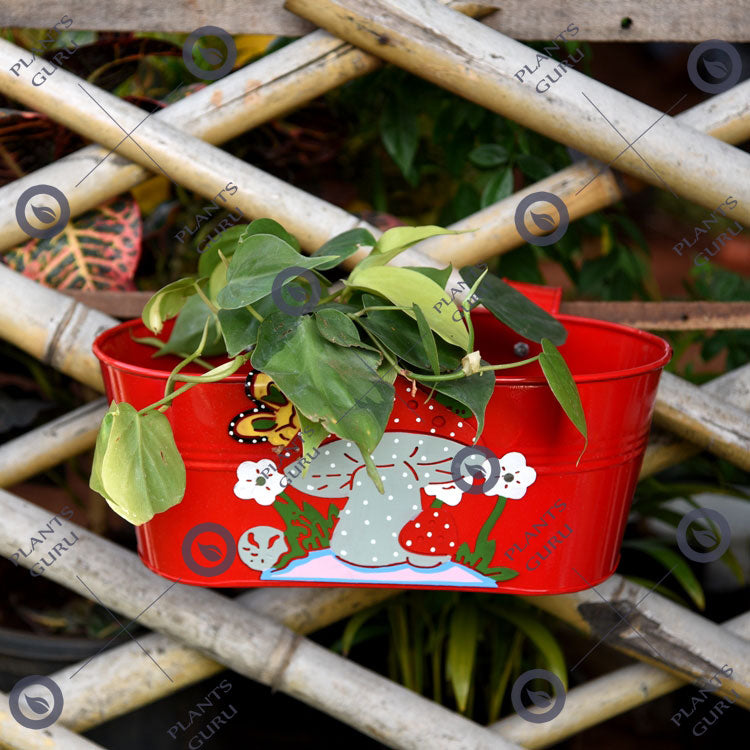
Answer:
[481,166,514,208]
[622,539,705,610]
[469,143,509,169]
[315,308,362,347]
[90,402,185,525]
[460,266,567,345]
[538,338,587,458]
[380,97,418,179]
[413,303,440,376]
[358,295,463,372]
[446,602,480,712]
[348,266,469,349]
[341,606,385,656]
[312,228,376,270]
[489,606,567,690]
[297,412,330,462]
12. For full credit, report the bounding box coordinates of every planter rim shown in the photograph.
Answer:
[93,312,671,386]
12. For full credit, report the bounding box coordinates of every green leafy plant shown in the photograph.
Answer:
[90,219,587,523]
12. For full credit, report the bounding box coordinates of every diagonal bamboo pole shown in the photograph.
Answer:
[285,0,750,225]
[0,398,108,488]
[0,488,519,750]
[0,695,106,750]
[1,46,749,471]
[491,608,750,748]
[52,587,398,733]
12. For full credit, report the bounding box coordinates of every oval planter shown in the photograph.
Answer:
[93,283,670,595]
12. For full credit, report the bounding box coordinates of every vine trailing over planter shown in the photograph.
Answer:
[90,219,587,524]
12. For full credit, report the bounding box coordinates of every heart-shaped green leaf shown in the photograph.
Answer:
[217,234,336,310]
[315,308,362,348]
[156,294,225,358]
[89,402,186,525]
[348,266,469,349]
[252,312,394,455]
[426,366,494,441]
[312,228,376,270]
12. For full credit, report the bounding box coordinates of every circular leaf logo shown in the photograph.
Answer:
[676,508,731,563]
[687,41,741,94]
[514,191,569,246]
[271,267,322,316]
[9,675,64,729]
[450,445,501,495]
[182,25,237,81]
[15,185,70,240]
[182,522,236,577]
[511,668,566,724]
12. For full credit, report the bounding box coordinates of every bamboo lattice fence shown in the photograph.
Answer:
[0,1,749,747]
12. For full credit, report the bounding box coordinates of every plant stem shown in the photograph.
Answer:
[164,319,210,399]
[139,381,195,414]
[245,303,264,322]
[351,305,409,318]
[194,283,218,314]
[317,291,342,305]
[406,355,540,382]
[217,249,230,269]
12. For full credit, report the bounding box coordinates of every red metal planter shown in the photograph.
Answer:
[93,284,670,594]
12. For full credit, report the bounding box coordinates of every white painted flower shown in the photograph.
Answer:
[424,480,464,506]
[233,459,286,505]
[484,451,536,499]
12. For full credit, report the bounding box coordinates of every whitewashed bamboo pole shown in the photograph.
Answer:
[651,370,750,472]
[0,488,519,750]
[0,30,380,252]
[0,398,108,488]
[0,695,106,750]
[522,573,750,708]
[0,38,384,258]
[0,264,113,391]
[52,587,398,732]
[641,362,750,478]
[491,610,750,747]
[285,0,750,225]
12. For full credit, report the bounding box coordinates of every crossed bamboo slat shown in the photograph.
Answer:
[0,4,748,748]
[1,33,750,471]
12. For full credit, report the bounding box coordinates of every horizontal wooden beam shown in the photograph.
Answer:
[1,0,749,41]
[62,290,750,331]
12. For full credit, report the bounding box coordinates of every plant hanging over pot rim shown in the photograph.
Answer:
[89,219,587,525]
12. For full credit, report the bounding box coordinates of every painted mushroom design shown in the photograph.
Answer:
[284,385,482,568]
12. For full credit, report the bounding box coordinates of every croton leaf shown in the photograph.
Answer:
[3,194,141,290]
[252,312,394,456]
